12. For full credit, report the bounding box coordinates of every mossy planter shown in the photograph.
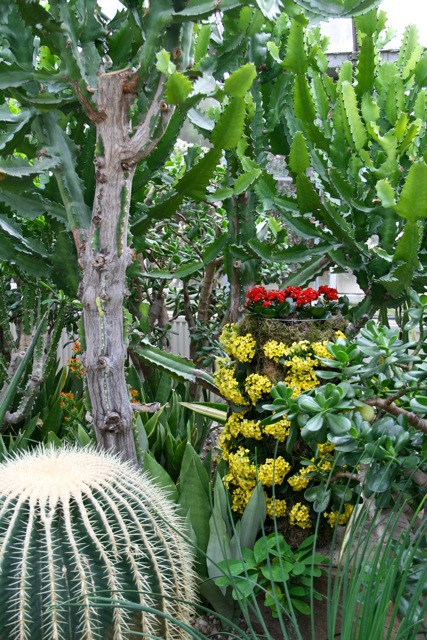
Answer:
[237,315,347,386]
[217,315,349,545]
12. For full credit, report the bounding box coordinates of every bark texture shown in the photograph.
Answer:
[79,70,167,465]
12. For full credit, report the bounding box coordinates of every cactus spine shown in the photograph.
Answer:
[0,446,196,639]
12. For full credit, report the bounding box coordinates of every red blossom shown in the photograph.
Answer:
[318,285,339,300]
[246,284,342,317]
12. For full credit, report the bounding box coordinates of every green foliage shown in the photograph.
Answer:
[0,446,197,639]
[132,370,214,480]
[259,11,427,323]
[216,534,328,617]
[265,314,427,513]
[330,492,427,640]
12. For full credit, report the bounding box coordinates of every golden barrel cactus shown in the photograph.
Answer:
[0,446,196,639]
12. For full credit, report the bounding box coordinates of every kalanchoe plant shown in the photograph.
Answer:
[245,286,348,320]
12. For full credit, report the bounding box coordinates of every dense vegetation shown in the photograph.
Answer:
[0,0,426,638]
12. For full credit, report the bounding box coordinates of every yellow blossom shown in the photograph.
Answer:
[265,496,287,518]
[335,330,346,341]
[213,358,249,406]
[317,441,335,456]
[324,503,354,527]
[288,473,310,491]
[245,373,272,404]
[287,464,316,491]
[226,447,257,489]
[263,340,288,362]
[231,487,254,513]
[318,459,333,472]
[220,324,256,362]
[289,502,312,529]
[263,417,291,442]
[285,355,320,397]
[258,457,291,486]
[311,341,330,359]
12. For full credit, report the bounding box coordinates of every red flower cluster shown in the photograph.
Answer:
[283,286,319,306]
[247,285,339,309]
[247,287,287,308]
[245,284,345,320]
[318,285,339,301]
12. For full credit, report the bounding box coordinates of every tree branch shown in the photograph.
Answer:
[365,398,427,433]
[72,81,107,124]
[125,77,173,163]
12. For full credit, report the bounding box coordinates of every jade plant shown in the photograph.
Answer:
[0,446,196,639]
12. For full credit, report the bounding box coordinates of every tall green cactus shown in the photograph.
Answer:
[0,446,196,639]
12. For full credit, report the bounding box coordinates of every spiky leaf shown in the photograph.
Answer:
[395,162,427,221]
[224,63,256,98]
[165,72,193,104]
[211,98,246,150]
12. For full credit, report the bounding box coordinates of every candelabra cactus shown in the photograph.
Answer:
[0,446,196,639]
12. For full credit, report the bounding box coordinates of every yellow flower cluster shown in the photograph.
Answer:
[317,441,335,456]
[239,418,263,440]
[231,486,256,513]
[223,446,258,513]
[287,464,316,491]
[258,457,291,486]
[323,503,354,527]
[245,373,272,404]
[263,417,291,441]
[335,330,346,341]
[221,412,248,439]
[220,324,256,363]
[223,447,257,489]
[213,359,249,406]
[263,340,288,362]
[289,502,312,529]
[285,355,320,397]
[318,458,333,472]
[311,341,330,359]
[265,497,287,518]
[222,412,290,447]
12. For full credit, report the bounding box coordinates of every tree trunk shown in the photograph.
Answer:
[79,70,150,466]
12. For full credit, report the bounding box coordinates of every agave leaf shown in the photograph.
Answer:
[135,343,217,390]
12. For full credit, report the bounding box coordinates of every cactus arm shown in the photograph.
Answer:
[125,78,172,163]
[0,278,15,365]
[0,314,47,430]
